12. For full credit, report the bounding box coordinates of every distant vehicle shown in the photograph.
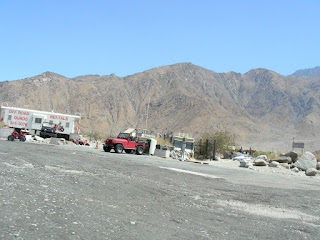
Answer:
[0,106,81,140]
[7,129,28,142]
[39,125,57,139]
[103,129,146,155]
[73,135,90,146]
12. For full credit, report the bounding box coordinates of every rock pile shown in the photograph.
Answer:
[233,151,319,177]
[294,152,317,171]
[25,135,49,143]
[24,135,70,145]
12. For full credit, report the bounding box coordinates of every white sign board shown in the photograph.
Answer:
[4,108,32,128]
[2,107,80,134]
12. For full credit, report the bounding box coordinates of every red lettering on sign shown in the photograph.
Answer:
[14,116,28,121]
[50,115,68,121]
[18,111,29,115]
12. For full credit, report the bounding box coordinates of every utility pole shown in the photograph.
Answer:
[145,95,151,129]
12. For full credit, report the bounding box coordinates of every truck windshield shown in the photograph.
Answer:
[117,133,129,138]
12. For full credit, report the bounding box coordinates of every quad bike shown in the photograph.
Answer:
[54,124,64,132]
[73,138,90,146]
[7,130,28,142]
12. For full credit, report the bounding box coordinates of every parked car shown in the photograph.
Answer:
[103,132,145,155]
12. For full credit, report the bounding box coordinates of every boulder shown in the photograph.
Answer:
[291,167,299,173]
[25,135,33,141]
[247,163,254,169]
[256,155,268,161]
[254,159,267,166]
[233,153,245,161]
[270,156,292,164]
[239,159,248,167]
[33,135,46,143]
[294,152,317,171]
[279,163,290,169]
[305,168,318,176]
[284,151,298,163]
[268,161,280,168]
[239,159,253,168]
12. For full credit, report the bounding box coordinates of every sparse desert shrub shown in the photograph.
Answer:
[198,130,237,155]
[253,151,281,159]
[313,153,320,162]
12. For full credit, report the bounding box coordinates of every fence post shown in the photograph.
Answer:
[206,139,209,159]
[213,139,216,160]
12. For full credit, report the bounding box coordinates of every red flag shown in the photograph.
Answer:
[77,123,80,133]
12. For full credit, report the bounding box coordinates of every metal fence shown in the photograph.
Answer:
[194,139,217,160]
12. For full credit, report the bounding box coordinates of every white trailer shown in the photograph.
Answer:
[0,106,81,140]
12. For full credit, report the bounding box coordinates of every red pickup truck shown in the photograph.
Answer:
[103,132,145,155]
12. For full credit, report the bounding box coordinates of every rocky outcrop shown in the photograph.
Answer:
[270,157,292,164]
[256,155,268,161]
[305,168,318,176]
[291,167,299,173]
[283,152,298,163]
[1,63,320,151]
[268,161,280,168]
[239,159,253,168]
[294,152,317,171]
[254,159,267,166]
[292,66,320,76]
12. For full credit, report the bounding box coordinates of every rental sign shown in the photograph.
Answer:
[1,106,80,134]
[5,109,32,128]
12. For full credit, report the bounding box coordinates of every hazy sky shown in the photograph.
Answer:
[0,0,319,81]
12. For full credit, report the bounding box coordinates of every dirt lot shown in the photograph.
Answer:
[1,139,320,240]
[207,158,309,177]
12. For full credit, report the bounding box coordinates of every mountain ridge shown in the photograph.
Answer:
[1,63,320,151]
[292,66,320,76]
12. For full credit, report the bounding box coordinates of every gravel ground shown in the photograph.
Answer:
[206,159,310,177]
[1,139,320,240]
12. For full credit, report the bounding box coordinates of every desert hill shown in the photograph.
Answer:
[293,66,320,76]
[1,63,320,151]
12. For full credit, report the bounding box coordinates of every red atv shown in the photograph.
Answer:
[54,124,64,132]
[103,132,145,155]
[8,129,28,142]
[73,138,90,146]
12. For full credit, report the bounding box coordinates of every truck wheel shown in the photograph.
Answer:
[125,149,132,154]
[114,144,123,153]
[136,145,144,155]
[104,146,111,152]
[8,135,14,141]
[20,136,26,142]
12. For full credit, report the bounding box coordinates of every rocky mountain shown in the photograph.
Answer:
[1,63,320,151]
[292,66,320,76]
